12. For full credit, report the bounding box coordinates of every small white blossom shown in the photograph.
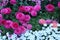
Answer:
[43,24,47,26]
[2,36,6,40]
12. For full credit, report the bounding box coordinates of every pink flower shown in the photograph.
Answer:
[19,26,26,34]
[52,21,58,28]
[19,20,26,24]
[0,10,1,14]
[4,20,12,29]
[1,8,11,14]
[39,19,46,24]
[22,23,27,27]
[19,15,30,24]
[18,6,26,12]
[25,6,33,12]
[10,22,19,29]
[45,4,55,12]
[14,27,22,35]
[0,14,3,20]
[52,20,58,24]
[30,10,37,16]
[19,20,29,24]
[26,24,32,30]
[16,12,25,20]
[0,14,3,25]
[18,6,33,12]
[10,0,16,5]
[58,2,60,8]
[34,5,41,11]
[14,26,26,35]
[25,15,31,22]
[1,19,6,25]
[46,19,52,24]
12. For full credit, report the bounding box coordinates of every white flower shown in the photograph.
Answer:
[0,33,1,36]
[6,32,9,37]
[24,30,31,37]
[11,33,17,40]
[43,24,47,26]
[27,34,35,40]
[17,38,20,40]
[20,36,26,40]
[2,36,6,40]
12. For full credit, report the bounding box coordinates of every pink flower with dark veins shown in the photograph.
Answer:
[15,12,25,20]
[45,4,55,12]
[10,22,19,30]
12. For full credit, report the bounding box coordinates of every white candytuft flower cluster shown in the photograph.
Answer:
[0,24,60,40]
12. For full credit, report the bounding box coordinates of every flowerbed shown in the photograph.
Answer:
[0,24,60,40]
[0,0,60,40]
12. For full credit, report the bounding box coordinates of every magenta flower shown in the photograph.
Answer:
[19,6,33,12]
[58,2,60,8]
[4,20,12,29]
[16,12,25,20]
[25,6,33,12]
[45,4,55,12]
[1,8,11,14]
[19,15,30,24]
[46,19,52,24]
[19,20,26,24]
[22,23,27,27]
[14,26,26,35]
[10,0,16,5]
[25,15,31,22]
[30,10,37,16]
[24,6,32,12]
[0,14,3,25]
[19,19,29,24]
[10,22,19,30]
[0,14,3,20]
[19,26,26,34]
[18,6,26,12]
[14,27,22,35]
[1,19,7,25]
[33,5,41,11]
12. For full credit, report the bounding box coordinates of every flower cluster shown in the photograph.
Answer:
[39,19,58,28]
[0,24,60,40]
[18,5,41,16]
